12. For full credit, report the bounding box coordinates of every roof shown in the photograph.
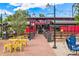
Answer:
[27,17,74,20]
[52,20,78,24]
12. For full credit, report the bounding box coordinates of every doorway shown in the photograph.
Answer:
[36,25,43,34]
[36,24,50,34]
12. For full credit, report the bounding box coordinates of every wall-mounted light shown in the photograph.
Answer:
[27,21,30,25]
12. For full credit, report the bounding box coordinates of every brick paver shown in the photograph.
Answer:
[0,34,55,56]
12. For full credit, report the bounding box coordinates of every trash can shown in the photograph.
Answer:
[47,31,52,42]
[43,30,46,39]
[43,31,47,39]
[45,32,48,39]
[33,32,35,38]
[28,33,32,41]
[31,32,34,39]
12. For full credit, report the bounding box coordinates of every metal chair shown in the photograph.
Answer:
[66,34,79,56]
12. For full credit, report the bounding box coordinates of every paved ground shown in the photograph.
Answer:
[1,33,79,56]
[48,41,79,56]
[0,34,55,56]
[49,41,70,56]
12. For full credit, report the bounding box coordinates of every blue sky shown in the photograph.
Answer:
[0,3,73,17]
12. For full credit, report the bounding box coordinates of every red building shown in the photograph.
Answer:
[27,17,79,34]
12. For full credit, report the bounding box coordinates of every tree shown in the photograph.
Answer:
[0,19,1,24]
[5,9,30,36]
[74,3,79,24]
[39,13,45,17]
[13,9,30,35]
[0,14,2,24]
[3,15,13,22]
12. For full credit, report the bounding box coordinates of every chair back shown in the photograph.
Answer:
[66,35,76,50]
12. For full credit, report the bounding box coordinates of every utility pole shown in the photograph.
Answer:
[0,13,2,39]
[53,3,57,49]
[72,3,75,17]
[72,4,73,17]
[72,4,75,34]
[46,3,57,48]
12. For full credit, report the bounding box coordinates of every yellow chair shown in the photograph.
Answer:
[3,43,13,53]
[20,39,29,47]
[7,38,30,52]
[12,42,23,52]
[4,38,27,53]
[9,39,17,42]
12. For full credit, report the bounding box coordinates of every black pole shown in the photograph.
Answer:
[53,3,57,48]
[72,4,75,34]
[72,4,74,17]
[0,14,2,39]
[72,5,73,17]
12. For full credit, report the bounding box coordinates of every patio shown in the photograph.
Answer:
[0,34,55,56]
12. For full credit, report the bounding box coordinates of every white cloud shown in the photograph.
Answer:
[13,3,47,11]
[0,0,79,3]
[10,3,22,6]
[10,3,64,11]
[0,9,13,15]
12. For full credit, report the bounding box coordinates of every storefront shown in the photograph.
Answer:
[27,17,76,33]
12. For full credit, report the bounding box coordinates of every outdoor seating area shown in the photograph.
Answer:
[0,31,79,56]
[3,38,29,53]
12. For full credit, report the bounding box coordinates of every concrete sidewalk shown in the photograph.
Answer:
[23,34,55,56]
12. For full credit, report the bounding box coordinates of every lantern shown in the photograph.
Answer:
[32,23,34,26]
[61,29,64,32]
[27,21,30,25]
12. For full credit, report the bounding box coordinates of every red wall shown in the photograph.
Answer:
[60,26,79,34]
